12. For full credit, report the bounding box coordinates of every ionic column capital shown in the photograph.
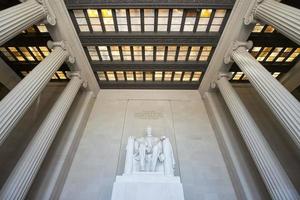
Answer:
[66,71,88,88]
[218,73,232,80]
[224,41,253,64]
[47,40,66,50]
[47,40,76,65]
[244,0,265,25]
[211,73,232,89]
[20,0,56,25]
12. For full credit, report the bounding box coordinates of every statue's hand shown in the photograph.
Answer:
[158,153,165,162]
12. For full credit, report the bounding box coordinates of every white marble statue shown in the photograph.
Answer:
[112,127,184,200]
[124,126,175,176]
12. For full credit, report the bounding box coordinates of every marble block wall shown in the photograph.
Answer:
[59,90,236,200]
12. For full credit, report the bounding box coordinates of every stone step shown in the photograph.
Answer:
[115,174,181,183]
[111,176,185,200]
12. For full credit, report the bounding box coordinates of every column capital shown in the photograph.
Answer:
[211,73,232,89]
[218,73,232,80]
[20,0,56,25]
[47,40,66,50]
[38,0,56,25]
[47,41,75,65]
[66,71,87,88]
[244,0,264,25]
[224,41,253,64]
[66,71,81,79]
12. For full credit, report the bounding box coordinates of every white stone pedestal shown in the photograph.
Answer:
[111,173,185,200]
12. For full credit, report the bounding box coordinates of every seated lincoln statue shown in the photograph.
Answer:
[124,126,175,176]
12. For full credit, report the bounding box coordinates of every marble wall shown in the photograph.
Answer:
[60,90,236,200]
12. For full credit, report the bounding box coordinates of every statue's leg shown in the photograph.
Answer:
[150,145,159,171]
[139,144,146,171]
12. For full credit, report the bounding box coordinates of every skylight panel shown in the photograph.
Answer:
[135,71,143,81]
[252,23,275,33]
[144,9,155,32]
[97,71,106,81]
[167,46,177,61]
[192,72,202,81]
[173,71,182,81]
[130,9,141,32]
[26,26,36,33]
[28,47,43,61]
[96,71,204,84]
[209,9,226,32]
[39,47,50,57]
[272,72,281,78]
[0,47,15,61]
[286,48,300,62]
[155,71,163,81]
[158,9,169,32]
[52,74,58,79]
[250,47,262,58]
[252,23,264,33]
[107,71,116,81]
[8,47,25,61]
[122,46,132,61]
[183,72,192,81]
[266,47,283,62]
[264,25,274,33]
[232,72,243,80]
[241,74,248,80]
[171,9,183,32]
[37,24,48,33]
[87,46,99,61]
[188,46,200,61]
[116,9,128,32]
[164,71,172,81]
[156,46,165,61]
[56,71,67,79]
[19,47,35,61]
[257,47,272,61]
[87,9,102,32]
[133,46,142,61]
[145,72,153,81]
[145,46,153,61]
[197,9,211,32]
[101,9,115,32]
[184,10,197,32]
[98,46,110,61]
[276,48,292,62]
[199,46,212,61]
[126,71,134,81]
[73,10,90,32]
[178,46,188,61]
[111,46,121,61]
[116,71,125,81]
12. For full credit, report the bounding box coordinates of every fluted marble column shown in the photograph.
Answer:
[244,0,300,45]
[225,41,300,151]
[0,74,83,200]
[0,0,56,46]
[216,75,299,200]
[0,41,72,146]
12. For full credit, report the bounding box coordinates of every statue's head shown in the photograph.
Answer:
[146,126,152,137]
